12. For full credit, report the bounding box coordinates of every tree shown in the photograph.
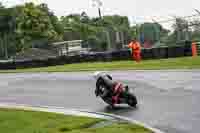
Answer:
[103,15,130,30]
[164,18,191,46]
[14,2,59,52]
[190,19,200,41]
[172,18,190,42]
[0,2,3,8]
[61,14,133,51]
[61,13,98,41]
[38,3,64,38]
[80,11,90,24]
[0,6,16,58]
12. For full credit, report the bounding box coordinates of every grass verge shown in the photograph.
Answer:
[0,56,199,73]
[0,108,152,133]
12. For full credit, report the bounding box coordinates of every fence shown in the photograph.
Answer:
[0,44,193,70]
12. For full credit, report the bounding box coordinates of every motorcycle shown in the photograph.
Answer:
[95,78,138,107]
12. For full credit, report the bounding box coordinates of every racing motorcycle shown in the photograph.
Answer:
[95,77,138,107]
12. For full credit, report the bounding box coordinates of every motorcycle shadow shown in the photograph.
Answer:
[103,104,138,114]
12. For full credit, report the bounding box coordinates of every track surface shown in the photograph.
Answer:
[0,70,200,133]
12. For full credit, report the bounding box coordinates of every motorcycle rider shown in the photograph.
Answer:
[93,71,128,105]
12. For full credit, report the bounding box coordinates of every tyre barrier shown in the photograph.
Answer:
[0,45,193,70]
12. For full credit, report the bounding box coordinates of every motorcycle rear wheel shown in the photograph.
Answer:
[127,93,137,107]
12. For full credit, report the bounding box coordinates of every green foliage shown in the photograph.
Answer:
[129,26,138,39]
[191,20,200,41]
[3,2,200,58]
[102,15,130,30]
[61,14,130,51]
[0,7,16,58]
[168,18,190,44]
[15,3,59,43]
[0,2,63,56]
[38,3,64,36]
[0,2,4,8]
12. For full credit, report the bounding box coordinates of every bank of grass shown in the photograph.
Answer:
[0,108,152,133]
[0,56,200,73]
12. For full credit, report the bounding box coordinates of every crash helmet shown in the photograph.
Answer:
[92,71,107,80]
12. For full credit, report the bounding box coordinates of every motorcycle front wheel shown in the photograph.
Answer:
[127,93,137,107]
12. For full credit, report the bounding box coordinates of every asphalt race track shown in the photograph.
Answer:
[0,70,200,133]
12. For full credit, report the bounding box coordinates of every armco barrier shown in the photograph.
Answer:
[0,44,193,70]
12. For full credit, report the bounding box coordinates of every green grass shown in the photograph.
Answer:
[1,56,200,73]
[71,123,153,133]
[0,108,152,133]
